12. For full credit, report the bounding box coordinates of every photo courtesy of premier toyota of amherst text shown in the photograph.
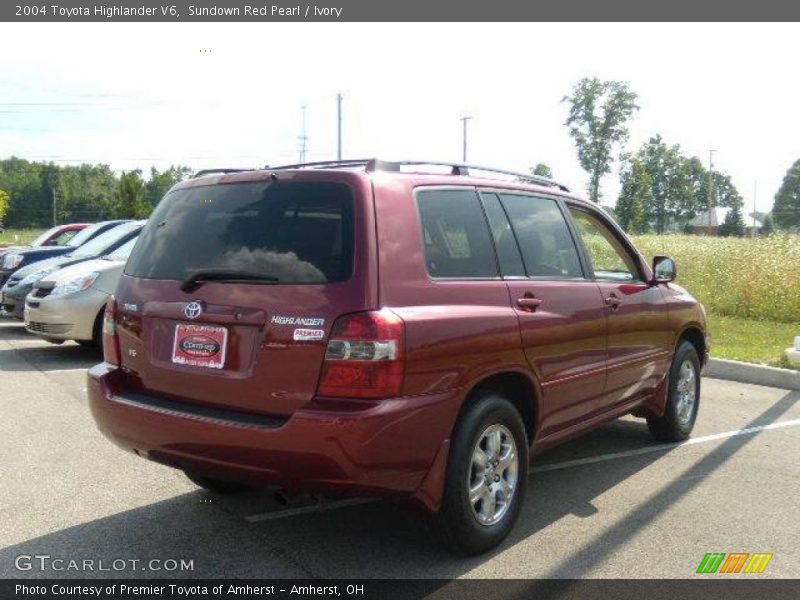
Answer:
[0,4,799,600]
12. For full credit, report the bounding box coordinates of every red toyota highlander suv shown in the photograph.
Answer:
[88,159,708,554]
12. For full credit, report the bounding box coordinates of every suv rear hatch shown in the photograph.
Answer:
[112,172,377,418]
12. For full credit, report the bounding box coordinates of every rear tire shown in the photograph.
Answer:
[434,393,528,555]
[184,471,250,494]
[647,340,701,442]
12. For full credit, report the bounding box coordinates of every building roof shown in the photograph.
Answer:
[688,207,763,229]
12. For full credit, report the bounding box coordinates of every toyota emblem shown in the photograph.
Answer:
[184,302,202,320]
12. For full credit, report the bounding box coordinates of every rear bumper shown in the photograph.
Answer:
[87,363,463,507]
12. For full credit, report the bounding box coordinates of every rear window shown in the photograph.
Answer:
[125,181,355,284]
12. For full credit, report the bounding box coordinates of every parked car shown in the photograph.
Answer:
[25,235,140,348]
[0,223,88,261]
[87,160,707,555]
[1,221,145,319]
[0,221,127,287]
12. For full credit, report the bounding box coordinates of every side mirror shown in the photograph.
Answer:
[652,255,677,283]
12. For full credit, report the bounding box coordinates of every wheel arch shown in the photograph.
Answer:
[677,324,707,366]
[458,369,540,446]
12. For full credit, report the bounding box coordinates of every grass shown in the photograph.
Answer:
[631,233,799,368]
[632,233,800,324]
[0,228,44,246]
[707,314,797,368]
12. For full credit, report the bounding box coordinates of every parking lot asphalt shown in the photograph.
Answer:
[1,319,798,579]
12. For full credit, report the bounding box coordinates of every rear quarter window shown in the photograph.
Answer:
[416,188,498,279]
[125,181,354,284]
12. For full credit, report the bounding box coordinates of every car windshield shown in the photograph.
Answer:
[125,181,354,284]
[71,222,140,258]
[66,222,108,248]
[30,226,64,247]
[105,236,138,261]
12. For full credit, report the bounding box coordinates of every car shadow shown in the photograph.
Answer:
[0,321,34,341]
[2,391,796,580]
[0,342,100,372]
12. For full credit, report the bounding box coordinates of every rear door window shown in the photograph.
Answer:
[125,181,354,284]
[417,189,498,279]
[498,194,583,278]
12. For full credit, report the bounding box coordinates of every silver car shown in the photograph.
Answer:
[24,236,138,347]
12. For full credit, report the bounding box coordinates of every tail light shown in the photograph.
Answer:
[317,309,405,399]
[102,296,121,366]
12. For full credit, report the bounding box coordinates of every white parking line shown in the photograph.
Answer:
[531,418,800,473]
[40,367,89,374]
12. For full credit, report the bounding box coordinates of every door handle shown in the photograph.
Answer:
[605,294,622,310]
[516,295,543,312]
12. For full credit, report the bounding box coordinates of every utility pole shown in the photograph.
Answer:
[298,105,308,163]
[753,180,758,237]
[460,116,472,162]
[336,93,342,160]
[51,186,56,227]
[707,150,716,234]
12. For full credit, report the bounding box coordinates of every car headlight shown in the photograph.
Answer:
[20,266,58,286]
[49,272,100,297]
[2,254,23,270]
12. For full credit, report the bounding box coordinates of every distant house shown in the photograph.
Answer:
[686,207,762,235]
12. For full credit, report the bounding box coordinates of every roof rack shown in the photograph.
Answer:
[192,168,252,178]
[267,159,570,192]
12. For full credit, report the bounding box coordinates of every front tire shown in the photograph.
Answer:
[647,340,701,442]
[435,393,528,555]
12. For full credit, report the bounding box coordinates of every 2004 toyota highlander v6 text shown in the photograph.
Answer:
[87,159,708,555]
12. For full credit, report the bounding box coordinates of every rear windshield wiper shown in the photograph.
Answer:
[180,269,280,292]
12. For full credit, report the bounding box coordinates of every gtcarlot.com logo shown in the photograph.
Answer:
[696,552,773,574]
[15,554,194,572]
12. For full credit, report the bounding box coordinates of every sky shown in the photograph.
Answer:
[0,22,798,213]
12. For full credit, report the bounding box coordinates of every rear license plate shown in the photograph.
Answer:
[171,323,228,369]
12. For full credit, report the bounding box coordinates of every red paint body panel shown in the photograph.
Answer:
[87,167,707,512]
[89,362,464,496]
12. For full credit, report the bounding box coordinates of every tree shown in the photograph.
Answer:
[694,170,743,210]
[0,189,9,223]
[113,170,149,219]
[718,204,744,237]
[618,136,744,234]
[145,165,192,207]
[760,213,775,235]
[530,163,553,179]
[636,136,690,233]
[563,77,639,202]
[773,159,800,230]
[616,156,652,233]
